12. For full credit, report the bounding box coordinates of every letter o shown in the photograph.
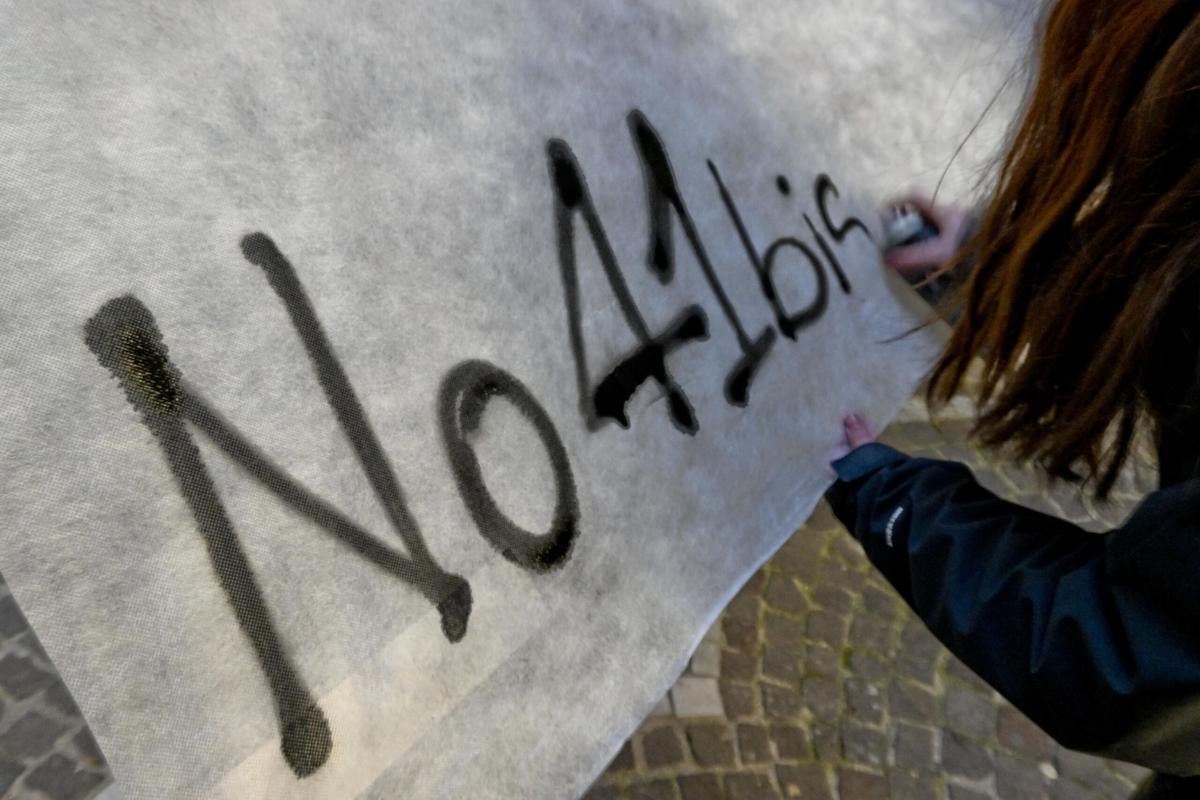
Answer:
[439,360,580,571]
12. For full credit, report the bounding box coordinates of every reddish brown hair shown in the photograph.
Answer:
[922,0,1200,499]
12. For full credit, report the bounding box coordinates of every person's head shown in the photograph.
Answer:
[925,0,1199,499]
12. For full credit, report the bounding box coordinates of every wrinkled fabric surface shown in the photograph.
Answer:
[1,1,1033,797]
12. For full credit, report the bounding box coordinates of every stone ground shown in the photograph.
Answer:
[583,379,1162,800]
[0,577,111,800]
[0,378,1164,800]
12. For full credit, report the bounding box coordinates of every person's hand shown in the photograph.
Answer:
[882,192,975,277]
[830,412,876,463]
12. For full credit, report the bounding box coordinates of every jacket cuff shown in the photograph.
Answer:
[830,442,909,482]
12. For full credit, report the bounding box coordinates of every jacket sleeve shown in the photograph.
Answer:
[824,442,1200,776]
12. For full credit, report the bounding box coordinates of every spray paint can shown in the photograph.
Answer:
[882,203,939,249]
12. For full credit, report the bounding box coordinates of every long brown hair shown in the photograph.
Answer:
[922,0,1200,500]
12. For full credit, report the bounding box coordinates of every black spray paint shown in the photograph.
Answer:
[86,233,579,777]
[815,173,873,248]
[82,106,874,779]
[707,164,854,341]
[440,360,580,571]
[550,109,873,435]
[627,111,777,407]
[547,136,709,435]
[240,234,473,643]
[85,297,334,777]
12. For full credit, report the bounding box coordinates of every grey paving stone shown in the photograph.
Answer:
[42,682,81,717]
[722,650,757,682]
[738,724,772,764]
[761,646,802,685]
[846,651,889,683]
[833,562,869,594]
[583,785,622,800]
[806,643,840,678]
[996,750,1049,800]
[725,771,780,800]
[690,642,721,678]
[882,421,945,450]
[764,574,808,614]
[24,754,106,800]
[726,593,762,627]
[946,784,990,800]
[673,677,724,718]
[773,537,825,584]
[761,684,803,721]
[944,655,995,697]
[860,586,900,621]
[893,721,937,773]
[837,767,890,800]
[720,681,757,720]
[0,595,26,639]
[723,619,760,654]
[802,677,839,722]
[629,778,680,800]
[813,586,853,616]
[0,654,55,700]
[1092,772,1141,800]
[642,726,684,769]
[849,615,896,655]
[844,678,885,725]
[15,630,51,667]
[806,611,847,649]
[812,722,840,761]
[941,730,994,781]
[0,711,69,760]
[606,741,636,775]
[841,720,887,769]
[1055,748,1107,788]
[997,706,1056,761]
[0,760,24,797]
[742,570,769,597]
[805,500,840,533]
[776,763,831,800]
[887,768,939,800]
[1107,759,1152,787]
[677,773,722,800]
[890,678,937,722]
[702,616,725,647]
[829,533,867,568]
[944,686,996,742]
[686,724,735,767]
[1050,778,1094,800]
[764,612,806,648]
[768,725,810,761]
[896,621,941,686]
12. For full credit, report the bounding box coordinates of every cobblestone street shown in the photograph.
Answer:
[0,578,111,800]
[585,385,1160,800]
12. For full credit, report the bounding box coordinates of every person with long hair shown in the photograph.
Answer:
[825,2,1199,797]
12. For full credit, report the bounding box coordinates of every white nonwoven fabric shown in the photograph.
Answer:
[0,0,1034,797]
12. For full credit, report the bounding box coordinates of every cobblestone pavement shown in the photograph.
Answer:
[585,383,1161,800]
[0,576,111,800]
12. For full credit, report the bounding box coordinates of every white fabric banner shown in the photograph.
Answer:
[0,0,1029,797]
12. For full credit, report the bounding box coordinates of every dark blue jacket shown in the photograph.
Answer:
[824,389,1200,776]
